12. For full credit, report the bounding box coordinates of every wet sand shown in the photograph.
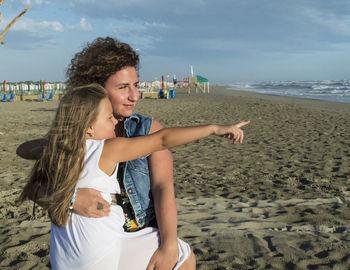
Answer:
[1,86,350,269]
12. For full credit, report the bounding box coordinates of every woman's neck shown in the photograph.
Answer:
[115,119,125,137]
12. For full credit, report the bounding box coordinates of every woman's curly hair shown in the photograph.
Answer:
[66,37,139,88]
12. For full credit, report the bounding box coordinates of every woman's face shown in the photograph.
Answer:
[104,66,140,118]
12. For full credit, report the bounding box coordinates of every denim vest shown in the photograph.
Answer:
[122,113,154,227]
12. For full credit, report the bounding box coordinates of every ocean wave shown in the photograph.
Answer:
[228,80,350,103]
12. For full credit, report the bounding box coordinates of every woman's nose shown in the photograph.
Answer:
[129,86,140,101]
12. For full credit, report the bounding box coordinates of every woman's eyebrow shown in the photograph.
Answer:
[115,83,129,87]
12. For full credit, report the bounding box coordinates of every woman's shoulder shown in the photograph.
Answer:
[149,119,163,133]
[127,114,164,134]
[125,114,153,136]
[129,113,153,123]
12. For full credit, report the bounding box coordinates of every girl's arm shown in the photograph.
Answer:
[102,121,250,165]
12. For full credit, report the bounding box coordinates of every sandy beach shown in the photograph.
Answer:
[1,86,350,269]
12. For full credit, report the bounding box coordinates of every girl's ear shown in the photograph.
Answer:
[86,127,94,138]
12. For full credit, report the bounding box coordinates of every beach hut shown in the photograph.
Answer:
[188,75,210,94]
[139,80,160,99]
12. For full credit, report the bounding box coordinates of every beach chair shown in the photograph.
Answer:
[8,93,15,102]
[158,89,164,99]
[169,89,175,99]
[1,93,7,102]
[40,93,46,101]
[46,92,53,101]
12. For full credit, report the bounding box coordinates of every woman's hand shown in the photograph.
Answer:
[214,120,250,144]
[72,188,110,217]
[146,244,178,270]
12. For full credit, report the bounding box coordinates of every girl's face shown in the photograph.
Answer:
[88,98,118,140]
[104,66,140,118]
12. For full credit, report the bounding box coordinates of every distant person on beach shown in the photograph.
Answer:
[19,83,249,269]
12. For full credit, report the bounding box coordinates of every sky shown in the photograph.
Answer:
[1,0,350,84]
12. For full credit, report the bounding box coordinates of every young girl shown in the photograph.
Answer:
[20,84,249,270]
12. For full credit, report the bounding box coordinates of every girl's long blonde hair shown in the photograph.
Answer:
[20,84,107,226]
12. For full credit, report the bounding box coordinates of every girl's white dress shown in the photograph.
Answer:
[50,140,190,270]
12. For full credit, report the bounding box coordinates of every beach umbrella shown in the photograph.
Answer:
[162,75,164,90]
[43,80,46,94]
[3,80,6,94]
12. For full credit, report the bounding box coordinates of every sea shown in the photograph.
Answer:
[227,80,350,104]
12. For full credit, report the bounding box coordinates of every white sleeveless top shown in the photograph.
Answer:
[50,140,125,269]
[76,139,120,198]
[49,140,191,270]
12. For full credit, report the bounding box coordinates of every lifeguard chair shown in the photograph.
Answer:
[187,75,210,94]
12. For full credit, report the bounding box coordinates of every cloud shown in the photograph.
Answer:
[66,17,93,31]
[144,22,167,29]
[1,0,67,50]
[108,19,167,35]
[79,17,92,31]
[67,0,211,19]
[301,8,350,37]
[0,17,63,50]
[194,38,255,52]
[7,18,64,32]
[1,30,57,50]
[34,0,50,4]
[109,21,147,36]
[64,0,350,60]
[6,0,48,6]
[106,19,167,51]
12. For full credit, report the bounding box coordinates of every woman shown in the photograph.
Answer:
[17,37,187,269]
[19,84,249,269]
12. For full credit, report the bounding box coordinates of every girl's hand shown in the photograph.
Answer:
[214,120,250,144]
